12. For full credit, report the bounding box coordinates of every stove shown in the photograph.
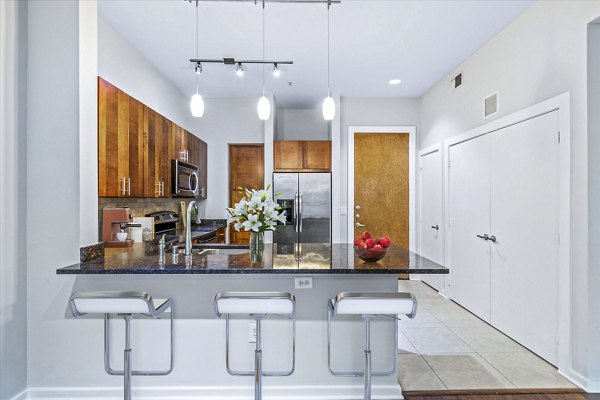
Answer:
[144,211,180,255]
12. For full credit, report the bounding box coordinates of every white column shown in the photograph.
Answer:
[79,0,99,247]
[264,92,275,243]
[330,93,342,242]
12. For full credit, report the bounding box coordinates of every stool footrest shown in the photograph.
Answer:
[104,312,174,377]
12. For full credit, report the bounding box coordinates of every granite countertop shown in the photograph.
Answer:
[57,243,449,275]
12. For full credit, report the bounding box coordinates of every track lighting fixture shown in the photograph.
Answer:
[236,63,245,77]
[195,62,202,75]
[272,63,281,77]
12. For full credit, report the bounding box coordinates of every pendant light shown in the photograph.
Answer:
[190,1,205,118]
[257,2,271,121]
[322,3,335,121]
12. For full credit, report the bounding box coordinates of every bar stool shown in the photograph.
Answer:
[214,292,296,400]
[69,291,174,400]
[327,292,417,400]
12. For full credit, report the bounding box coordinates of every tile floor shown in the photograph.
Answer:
[397,280,575,391]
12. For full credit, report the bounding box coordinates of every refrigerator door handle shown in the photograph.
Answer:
[299,192,303,232]
[294,192,299,233]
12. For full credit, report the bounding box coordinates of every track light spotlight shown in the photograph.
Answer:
[236,63,244,77]
[195,62,202,75]
[272,63,281,77]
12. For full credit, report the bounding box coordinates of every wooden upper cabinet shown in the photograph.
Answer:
[98,78,144,197]
[197,139,208,199]
[143,107,170,198]
[274,140,331,172]
[302,140,332,171]
[274,141,303,170]
[98,77,207,199]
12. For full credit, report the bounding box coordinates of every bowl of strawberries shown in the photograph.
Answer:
[353,231,392,262]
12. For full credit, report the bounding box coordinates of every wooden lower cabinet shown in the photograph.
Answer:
[215,227,226,243]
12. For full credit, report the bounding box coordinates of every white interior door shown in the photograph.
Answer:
[419,148,444,291]
[448,134,491,322]
[489,111,559,364]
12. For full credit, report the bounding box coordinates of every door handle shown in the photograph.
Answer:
[477,234,489,240]
[431,225,439,230]
[298,193,303,232]
[488,235,497,243]
[356,222,366,228]
[294,192,299,233]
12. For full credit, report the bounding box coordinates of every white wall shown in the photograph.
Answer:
[275,109,329,140]
[338,97,420,241]
[419,0,600,386]
[187,98,264,219]
[98,16,192,133]
[587,20,600,390]
[27,0,81,389]
[0,0,28,398]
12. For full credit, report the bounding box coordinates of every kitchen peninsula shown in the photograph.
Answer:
[56,244,447,399]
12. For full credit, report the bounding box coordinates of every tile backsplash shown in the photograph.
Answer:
[98,197,190,219]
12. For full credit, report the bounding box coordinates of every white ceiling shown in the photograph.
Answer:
[98,0,533,109]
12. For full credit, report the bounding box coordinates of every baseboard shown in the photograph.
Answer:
[8,389,28,400]
[559,367,600,393]
[23,384,403,399]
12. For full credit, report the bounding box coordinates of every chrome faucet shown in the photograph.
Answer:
[185,201,197,256]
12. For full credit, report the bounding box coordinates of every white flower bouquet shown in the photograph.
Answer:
[227,185,286,233]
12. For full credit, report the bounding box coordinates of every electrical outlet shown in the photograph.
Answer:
[295,276,313,289]
[249,321,256,343]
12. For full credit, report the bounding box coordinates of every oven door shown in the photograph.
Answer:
[172,160,199,197]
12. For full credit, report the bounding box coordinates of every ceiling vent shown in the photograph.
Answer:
[484,91,499,119]
[454,73,462,88]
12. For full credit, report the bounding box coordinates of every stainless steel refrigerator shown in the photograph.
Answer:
[273,172,331,244]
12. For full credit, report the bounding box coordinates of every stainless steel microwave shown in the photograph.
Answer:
[171,159,199,197]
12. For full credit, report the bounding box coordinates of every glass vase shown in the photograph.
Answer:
[249,231,264,262]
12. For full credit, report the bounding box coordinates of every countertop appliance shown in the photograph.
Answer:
[273,172,331,244]
[101,207,141,248]
[172,159,199,197]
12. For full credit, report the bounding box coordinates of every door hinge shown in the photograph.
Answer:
[558,131,561,144]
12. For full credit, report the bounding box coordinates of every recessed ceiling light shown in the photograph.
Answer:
[389,79,402,85]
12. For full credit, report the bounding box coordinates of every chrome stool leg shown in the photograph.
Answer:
[123,314,132,400]
[363,316,372,400]
[255,316,264,400]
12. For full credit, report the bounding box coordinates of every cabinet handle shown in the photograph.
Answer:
[127,178,131,196]
[156,181,161,196]
[431,224,439,230]
[488,235,497,243]
[477,234,489,240]
[119,177,127,196]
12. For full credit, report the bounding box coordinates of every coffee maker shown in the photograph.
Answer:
[101,207,141,248]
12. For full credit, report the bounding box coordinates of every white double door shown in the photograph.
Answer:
[448,111,559,364]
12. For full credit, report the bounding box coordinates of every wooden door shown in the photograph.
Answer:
[448,134,492,322]
[303,141,331,171]
[489,111,559,364]
[98,78,144,197]
[353,133,409,247]
[419,147,444,291]
[229,144,264,244]
[274,141,303,171]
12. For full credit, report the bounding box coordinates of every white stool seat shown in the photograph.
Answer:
[69,291,170,316]
[215,292,295,316]
[330,292,416,317]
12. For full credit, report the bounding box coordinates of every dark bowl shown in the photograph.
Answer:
[354,245,388,262]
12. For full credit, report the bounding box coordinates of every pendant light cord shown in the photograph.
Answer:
[195,0,199,93]
[327,3,330,96]
[262,1,266,96]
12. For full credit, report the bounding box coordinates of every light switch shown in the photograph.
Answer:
[340,206,347,215]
